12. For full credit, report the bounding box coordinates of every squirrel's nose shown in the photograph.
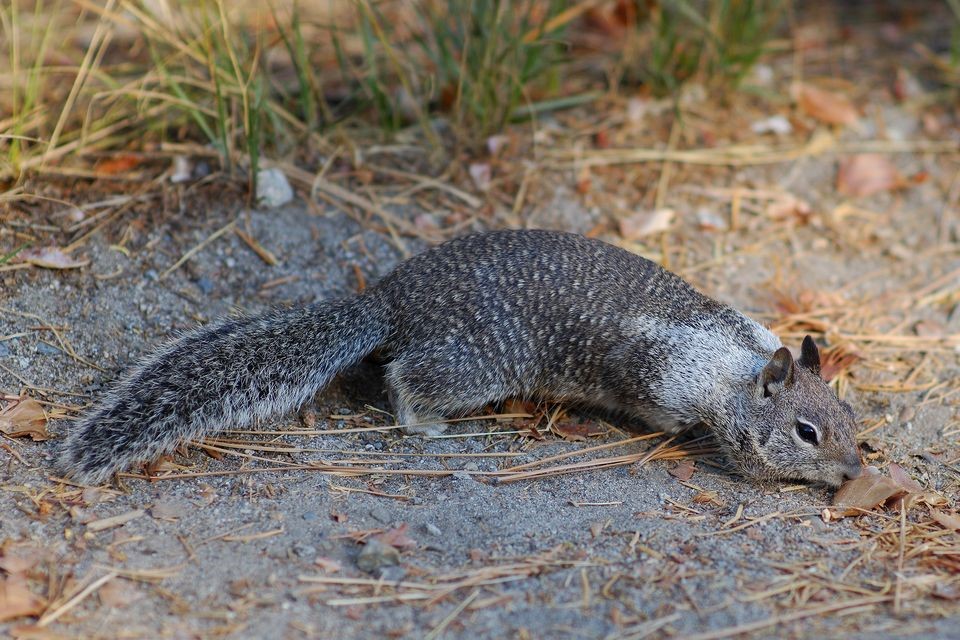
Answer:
[841,453,863,481]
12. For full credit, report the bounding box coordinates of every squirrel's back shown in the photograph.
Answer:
[372,230,780,427]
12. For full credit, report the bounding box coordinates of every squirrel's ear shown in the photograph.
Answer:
[760,347,795,397]
[798,335,821,377]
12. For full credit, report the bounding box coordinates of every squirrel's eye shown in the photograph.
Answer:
[795,421,819,446]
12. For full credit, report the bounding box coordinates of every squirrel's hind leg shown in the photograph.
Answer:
[388,385,448,436]
[384,354,511,436]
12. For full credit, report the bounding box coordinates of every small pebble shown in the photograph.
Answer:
[368,507,391,524]
[256,168,294,208]
[0,343,11,358]
[424,522,442,536]
[195,276,215,295]
[356,539,400,573]
[36,343,60,356]
[302,511,318,522]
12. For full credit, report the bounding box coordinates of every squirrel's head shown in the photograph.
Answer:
[727,336,862,488]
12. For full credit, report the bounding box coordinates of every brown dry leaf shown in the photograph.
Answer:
[0,397,50,441]
[829,474,906,518]
[98,578,142,608]
[888,462,924,493]
[931,510,960,531]
[837,154,903,198]
[796,83,858,125]
[313,557,342,573]
[819,344,861,382]
[619,208,674,240]
[19,247,89,270]
[94,155,142,176]
[765,194,811,221]
[0,547,43,575]
[553,421,605,442]
[0,574,45,623]
[376,524,417,550]
[149,499,190,521]
[668,460,696,482]
[692,491,722,506]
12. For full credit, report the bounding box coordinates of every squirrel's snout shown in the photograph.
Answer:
[841,454,863,482]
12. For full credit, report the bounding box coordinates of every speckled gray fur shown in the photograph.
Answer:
[59,230,862,486]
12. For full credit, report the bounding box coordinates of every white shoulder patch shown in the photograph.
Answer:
[623,315,781,417]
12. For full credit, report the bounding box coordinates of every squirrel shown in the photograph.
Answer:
[58,229,863,487]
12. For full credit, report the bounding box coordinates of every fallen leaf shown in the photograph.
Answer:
[98,578,142,608]
[619,208,674,240]
[837,154,903,198]
[553,421,605,442]
[149,499,190,521]
[0,546,43,574]
[888,463,923,493]
[765,194,811,221]
[19,247,88,270]
[376,523,417,550]
[819,344,861,382]
[313,557,343,573]
[830,474,905,518]
[668,460,696,482]
[0,574,45,622]
[692,491,722,506]
[94,155,142,176]
[931,510,960,531]
[796,83,858,126]
[227,579,250,598]
[0,398,50,441]
[81,487,114,506]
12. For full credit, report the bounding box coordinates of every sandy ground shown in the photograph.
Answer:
[1,158,958,639]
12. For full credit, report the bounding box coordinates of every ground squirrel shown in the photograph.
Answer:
[58,230,863,486]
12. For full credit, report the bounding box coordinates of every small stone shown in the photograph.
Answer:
[0,343,11,358]
[293,544,316,558]
[36,342,60,356]
[424,522,442,536]
[463,462,479,472]
[195,276,215,295]
[256,168,294,208]
[144,269,159,281]
[302,511,318,522]
[356,539,400,573]
[368,507,391,524]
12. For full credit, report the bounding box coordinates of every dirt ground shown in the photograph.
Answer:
[2,7,960,640]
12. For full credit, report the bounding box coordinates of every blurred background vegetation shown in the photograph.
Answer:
[0,0,957,193]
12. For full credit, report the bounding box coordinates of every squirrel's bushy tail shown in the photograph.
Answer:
[58,294,391,484]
